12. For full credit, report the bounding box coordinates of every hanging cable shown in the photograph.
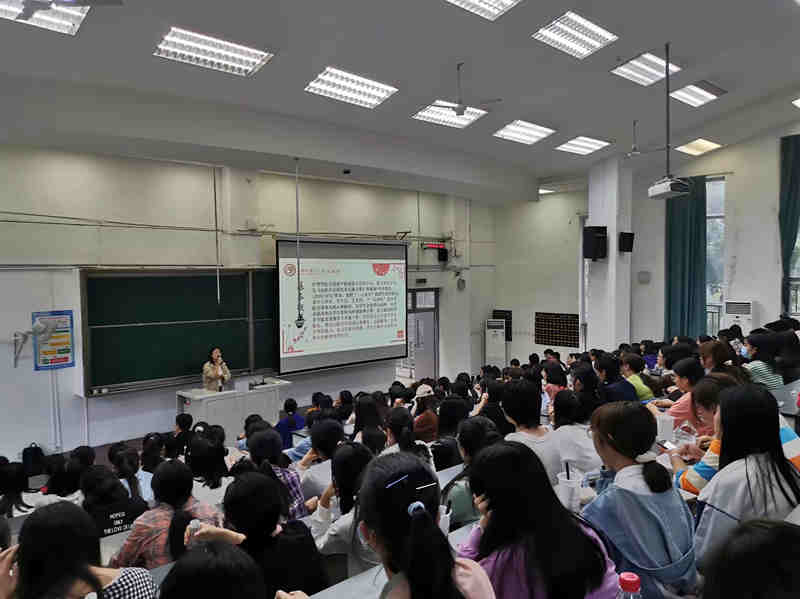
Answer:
[213,168,221,304]
[295,158,305,329]
[665,42,672,178]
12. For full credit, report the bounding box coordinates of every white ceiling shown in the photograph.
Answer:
[2,0,800,181]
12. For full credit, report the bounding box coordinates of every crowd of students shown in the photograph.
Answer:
[2,325,800,598]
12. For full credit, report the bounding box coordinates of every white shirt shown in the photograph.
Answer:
[505,430,561,485]
[120,469,155,507]
[613,464,656,496]
[310,496,380,576]
[191,477,233,507]
[551,423,602,476]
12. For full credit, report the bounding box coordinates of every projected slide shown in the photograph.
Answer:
[277,240,407,373]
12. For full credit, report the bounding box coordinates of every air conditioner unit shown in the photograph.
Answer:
[485,319,507,367]
[721,300,755,332]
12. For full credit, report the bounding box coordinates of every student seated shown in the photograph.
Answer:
[69,445,96,469]
[380,407,435,470]
[276,453,495,599]
[140,432,165,474]
[620,354,659,402]
[582,402,697,599]
[110,444,155,508]
[248,429,310,521]
[571,365,602,418]
[702,520,800,599]
[351,395,384,442]
[656,357,713,436]
[0,462,37,518]
[110,459,223,570]
[694,385,800,565]
[596,356,637,404]
[413,393,439,443]
[502,380,561,485]
[159,542,266,599]
[174,413,194,457]
[81,465,148,537]
[14,502,156,599]
[297,417,346,499]
[441,416,501,529]
[430,399,469,471]
[743,333,785,390]
[275,399,306,449]
[699,340,747,382]
[334,390,355,422]
[35,453,85,508]
[362,426,387,455]
[477,382,515,436]
[458,441,618,599]
[236,413,264,451]
[542,362,567,406]
[188,436,231,507]
[310,442,380,575]
[550,390,602,475]
[189,472,328,598]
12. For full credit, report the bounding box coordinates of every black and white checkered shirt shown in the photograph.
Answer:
[101,567,157,599]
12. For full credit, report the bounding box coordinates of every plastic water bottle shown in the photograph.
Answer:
[617,572,642,599]
[674,420,697,446]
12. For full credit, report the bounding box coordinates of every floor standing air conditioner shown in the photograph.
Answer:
[721,300,755,332]
[485,319,507,367]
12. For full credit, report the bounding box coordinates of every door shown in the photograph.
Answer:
[412,311,436,380]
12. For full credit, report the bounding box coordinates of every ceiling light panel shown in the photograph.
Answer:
[494,120,555,145]
[539,188,555,195]
[611,52,681,86]
[154,27,273,77]
[793,98,800,109]
[412,101,487,129]
[671,81,727,107]
[445,0,523,21]
[556,136,610,155]
[305,67,398,109]
[675,138,722,156]
[0,1,89,35]
[532,11,618,59]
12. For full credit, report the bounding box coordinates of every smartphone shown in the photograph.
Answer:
[657,440,677,451]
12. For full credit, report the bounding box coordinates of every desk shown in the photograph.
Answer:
[309,523,475,598]
[177,378,291,445]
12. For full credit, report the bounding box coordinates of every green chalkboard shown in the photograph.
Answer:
[86,270,277,390]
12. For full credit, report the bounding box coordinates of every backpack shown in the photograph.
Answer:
[22,443,45,477]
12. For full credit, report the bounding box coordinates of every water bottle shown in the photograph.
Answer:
[617,572,642,599]
[673,420,697,446]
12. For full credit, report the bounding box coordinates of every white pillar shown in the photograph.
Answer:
[586,157,633,350]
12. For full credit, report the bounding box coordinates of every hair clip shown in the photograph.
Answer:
[416,482,437,491]
[407,501,426,516]
[385,474,408,489]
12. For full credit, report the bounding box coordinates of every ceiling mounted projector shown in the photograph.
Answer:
[648,177,690,200]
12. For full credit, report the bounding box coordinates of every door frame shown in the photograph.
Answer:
[404,289,440,380]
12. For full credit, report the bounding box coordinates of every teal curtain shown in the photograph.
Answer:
[665,176,707,338]
[779,135,800,313]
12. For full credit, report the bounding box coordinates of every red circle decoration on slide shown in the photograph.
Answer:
[283,264,297,276]
[372,263,390,276]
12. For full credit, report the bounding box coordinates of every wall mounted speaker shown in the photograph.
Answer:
[583,226,607,260]
[619,232,635,253]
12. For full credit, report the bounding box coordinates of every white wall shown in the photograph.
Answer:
[493,191,588,362]
[630,121,800,341]
[0,146,494,455]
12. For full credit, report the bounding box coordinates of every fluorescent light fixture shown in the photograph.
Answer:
[611,52,681,86]
[154,27,273,77]
[792,97,800,109]
[305,67,398,109]
[556,136,611,155]
[412,101,487,129]
[532,11,618,59]
[0,1,89,35]
[493,120,556,145]
[671,80,727,107]
[539,188,556,195]
[445,0,523,21]
[675,138,722,156]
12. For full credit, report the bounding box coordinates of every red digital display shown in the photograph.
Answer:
[423,243,446,249]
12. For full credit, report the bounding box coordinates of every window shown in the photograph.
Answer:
[706,178,726,333]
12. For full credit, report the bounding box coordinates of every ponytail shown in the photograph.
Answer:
[167,510,193,560]
[641,460,672,493]
[406,504,460,599]
[115,449,142,500]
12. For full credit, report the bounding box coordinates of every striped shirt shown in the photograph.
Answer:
[743,360,784,390]
[271,464,308,521]
[676,415,800,494]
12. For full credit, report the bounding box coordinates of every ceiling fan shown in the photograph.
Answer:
[17,0,122,21]
[625,119,666,159]
[432,62,503,116]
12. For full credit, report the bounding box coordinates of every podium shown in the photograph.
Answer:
[177,378,291,443]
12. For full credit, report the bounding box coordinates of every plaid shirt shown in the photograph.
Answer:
[109,497,222,570]
[272,464,308,521]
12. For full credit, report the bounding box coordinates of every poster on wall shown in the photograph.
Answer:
[33,310,75,371]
